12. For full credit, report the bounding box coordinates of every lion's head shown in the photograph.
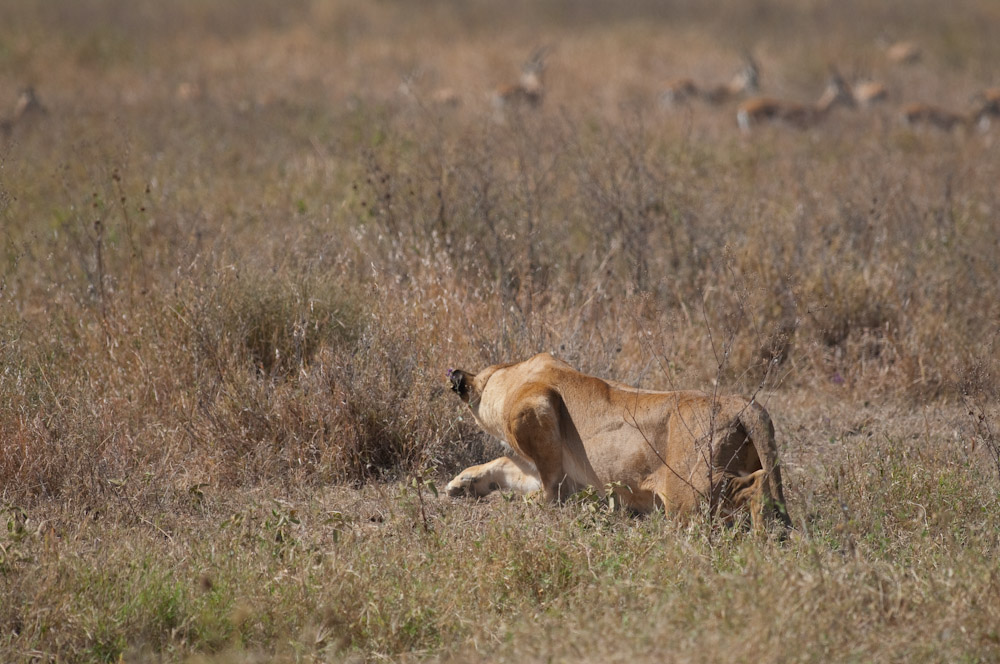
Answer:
[447,365,507,424]
[447,368,475,402]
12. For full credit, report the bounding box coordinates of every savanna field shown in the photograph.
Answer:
[2,1,1000,661]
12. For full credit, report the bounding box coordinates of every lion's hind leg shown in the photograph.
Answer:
[446,456,542,498]
[725,469,767,530]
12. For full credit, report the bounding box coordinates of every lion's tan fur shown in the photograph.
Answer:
[447,353,791,529]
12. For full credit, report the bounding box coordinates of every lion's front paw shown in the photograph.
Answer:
[445,475,480,498]
[446,476,473,497]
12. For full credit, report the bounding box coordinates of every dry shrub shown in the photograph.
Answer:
[183,267,360,379]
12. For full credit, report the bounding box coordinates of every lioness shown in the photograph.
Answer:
[447,353,790,529]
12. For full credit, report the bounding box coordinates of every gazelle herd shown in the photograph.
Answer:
[5,40,998,139]
[481,40,999,136]
[660,44,998,133]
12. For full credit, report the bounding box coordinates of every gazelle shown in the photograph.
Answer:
[660,78,698,106]
[899,102,969,130]
[429,87,461,108]
[1,87,45,136]
[972,88,1000,127]
[661,53,760,106]
[398,69,462,110]
[492,46,550,110]
[853,80,889,106]
[736,67,855,132]
[884,40,922,65]
[902,90,1000,131]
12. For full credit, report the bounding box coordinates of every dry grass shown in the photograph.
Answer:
[2,0,999,661]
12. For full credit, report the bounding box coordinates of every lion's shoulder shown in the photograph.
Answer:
[494,352,578,387]
[522,352,573,372]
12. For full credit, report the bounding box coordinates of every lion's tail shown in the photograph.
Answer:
[738,402,792,530]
